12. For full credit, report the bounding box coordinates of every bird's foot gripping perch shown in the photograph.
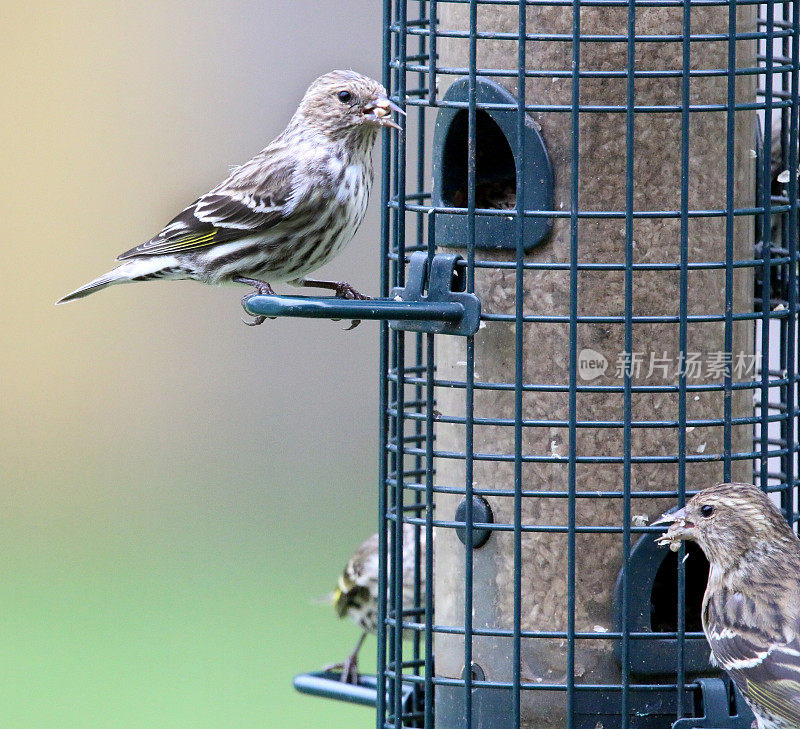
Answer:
[338,651,360,685]
[292,277,371,329]
[293,277,370,301]
[323,631,367,685]
[321,656,360,685]
[235,277,276,326]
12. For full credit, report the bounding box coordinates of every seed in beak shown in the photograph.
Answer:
[373,96,405,116]
[365,97,405,130]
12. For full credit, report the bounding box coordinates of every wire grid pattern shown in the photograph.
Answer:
[378,0,799,727]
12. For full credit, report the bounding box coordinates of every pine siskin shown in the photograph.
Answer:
[654,483,800,729]
[57,70,403,325]
[331,522,428,684]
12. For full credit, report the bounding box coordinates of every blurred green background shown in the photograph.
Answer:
[1,3,382,727]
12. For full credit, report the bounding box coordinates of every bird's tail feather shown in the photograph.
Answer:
[56,258,176,304]
[56,270,128,304]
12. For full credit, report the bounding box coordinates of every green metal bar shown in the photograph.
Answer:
[676,0,692,715]
[243,295,465,323]
[294,671,416,710]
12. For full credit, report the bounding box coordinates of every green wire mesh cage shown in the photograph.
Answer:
[376,0,800,727]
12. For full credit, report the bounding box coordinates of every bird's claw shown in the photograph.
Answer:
[338,654,360,685]
[321,661,358,684]
[330,317,359,329]
[239,286,277,326]
[332,282,368,329]
[333,282,371,301]
[242,315,268,326]
[240,301,275,325]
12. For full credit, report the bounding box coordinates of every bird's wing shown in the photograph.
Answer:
[337,524,427,609]
[117,146,301,259]
[708,610,800,725]
[344,533,381,591]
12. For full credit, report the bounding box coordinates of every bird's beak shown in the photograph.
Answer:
[652,507,684,527]
[653,507,695,552]
[365,96,405,130]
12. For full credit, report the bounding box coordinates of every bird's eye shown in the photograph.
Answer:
[700,504,714,517]
[337,90,353,103]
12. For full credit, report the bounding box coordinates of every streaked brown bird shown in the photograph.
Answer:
[655,483,800,729]
[332,523,428,684]
[57,70,403,325]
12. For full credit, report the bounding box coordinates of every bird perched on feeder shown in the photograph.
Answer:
[331,522,428,684]
[654,483,800,729]
[57,70,403,326]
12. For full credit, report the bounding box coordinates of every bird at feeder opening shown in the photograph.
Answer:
[654,483,800,729]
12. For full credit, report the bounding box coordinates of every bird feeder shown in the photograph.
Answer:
[290,0,799,727]
[374,0,799,728]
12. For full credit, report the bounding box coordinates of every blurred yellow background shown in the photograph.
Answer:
[1,3,383,727]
